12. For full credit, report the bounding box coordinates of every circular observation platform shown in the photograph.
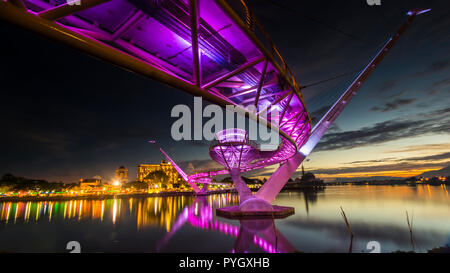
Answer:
[209,128,261,170]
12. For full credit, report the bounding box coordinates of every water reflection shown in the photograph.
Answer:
[0,193,293,253]
[233,219,296,253]
[156,197,294,253]
[0,185,449,253]
[0,199,111,224]
[276,185,450,253]
[300,187,324,215]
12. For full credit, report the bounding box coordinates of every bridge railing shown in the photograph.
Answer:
[217,0,307,110]
[0,0,311,172]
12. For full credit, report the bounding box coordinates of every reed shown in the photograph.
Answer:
[340,206,354,253]
[406,210,415,251]
[271,211,278,253]
[340,206,354,237]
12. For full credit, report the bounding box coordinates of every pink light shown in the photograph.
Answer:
[22,0,312,177]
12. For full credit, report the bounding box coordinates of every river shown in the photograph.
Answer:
[0,185,449,253]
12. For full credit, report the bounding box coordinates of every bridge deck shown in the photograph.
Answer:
[1,0,311,177]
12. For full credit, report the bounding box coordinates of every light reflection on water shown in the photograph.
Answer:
[0,185,449,253]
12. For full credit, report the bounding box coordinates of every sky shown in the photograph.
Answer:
[0,0,449,182]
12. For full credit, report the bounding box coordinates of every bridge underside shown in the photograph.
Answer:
[1,1,426,214]
[1,0,311,185]
[2,0,311,173]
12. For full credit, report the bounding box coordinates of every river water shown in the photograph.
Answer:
[0,185,449,253]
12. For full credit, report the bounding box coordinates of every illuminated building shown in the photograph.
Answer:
[79,178,102,192]
[137,160,181,188]
[115,166,128,183]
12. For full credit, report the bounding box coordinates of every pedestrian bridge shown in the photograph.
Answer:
[0,0,429,208]
[0,0,311,172]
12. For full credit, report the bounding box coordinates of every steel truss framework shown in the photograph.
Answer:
[0,1,430,200]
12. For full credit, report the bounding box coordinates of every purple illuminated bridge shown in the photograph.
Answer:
[0,0,430,216]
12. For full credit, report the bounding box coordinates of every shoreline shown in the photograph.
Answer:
[0,189,239,203]
[1,183,447,203]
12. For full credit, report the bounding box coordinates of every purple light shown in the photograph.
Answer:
[184,202,285,253]
[19,0,311,177]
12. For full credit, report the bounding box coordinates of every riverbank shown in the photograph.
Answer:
[1,183,447,203]
[0,188,240,203]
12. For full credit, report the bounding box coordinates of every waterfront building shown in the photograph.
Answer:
[137,160,181,189]
[115,166,128,183]
[293,165,325,187]
[79,177,121,193]
[79,177,102,192]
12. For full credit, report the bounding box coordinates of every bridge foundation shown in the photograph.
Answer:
[195,183,210,196]
[216,168,295,219]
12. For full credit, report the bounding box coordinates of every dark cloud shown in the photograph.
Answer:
[382,90,405,99]
[327,123,342,133]
[308,152,450,178]
[426,60,450,73]
[345,152,450,165]
[346,158,397,165]
[310,161,450,175]
[420,107,450,118]
[388,143,450,153]
[178,159,222,174]
[403,152,450,162]
[429,77,450,95]
[370,98,417,112]
[310,104,331,124]
[377,60,450,93]
[378,80,397,93]
[432,77,450,88]
[316,107,450,151]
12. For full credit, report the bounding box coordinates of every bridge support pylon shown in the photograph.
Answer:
[217,8,430,219]
[216,167,295,219]
[196,183,210,196]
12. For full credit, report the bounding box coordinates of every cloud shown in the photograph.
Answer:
[345,158,397,165]
[315,107,450,152]
[370,98,417,112]
[420,107,450,118]
[432,77,450,88]
[178,159,223,174]
[382,90,405,99]
[402,152,450,162]
[426,60,450,73]
[377,60,450,93]
[345,152,450,166]
[310,104,331,124]
[388,143,450,153]
[428,77,450,95]
[305,152,450,180]
[309,161,450,175]
[378,80,397,93]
